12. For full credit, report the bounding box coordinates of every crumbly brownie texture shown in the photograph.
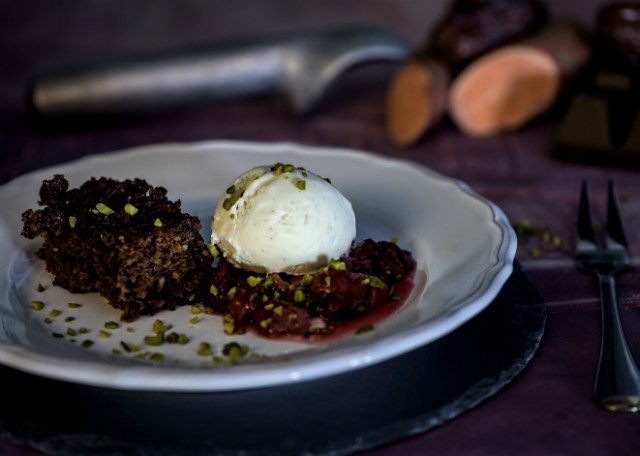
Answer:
[21,174,212,321]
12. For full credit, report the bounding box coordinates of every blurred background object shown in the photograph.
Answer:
[554,3,640,167]
[26,26,411,122]
[386,0,550,145]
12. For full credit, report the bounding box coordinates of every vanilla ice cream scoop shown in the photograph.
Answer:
[211,163,356,274]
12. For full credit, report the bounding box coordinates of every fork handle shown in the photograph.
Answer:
[594,274,640,412]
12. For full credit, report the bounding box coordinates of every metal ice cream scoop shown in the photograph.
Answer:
[28,26,411,120]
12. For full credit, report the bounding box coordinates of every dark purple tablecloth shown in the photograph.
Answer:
[1,1,639,455]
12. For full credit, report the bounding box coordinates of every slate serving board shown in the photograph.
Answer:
[0,261,545,456]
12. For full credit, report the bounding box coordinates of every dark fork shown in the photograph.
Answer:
[576,180,640,412]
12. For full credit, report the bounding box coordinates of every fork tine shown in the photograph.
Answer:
[577,180,598,246]
[606,180,628,249]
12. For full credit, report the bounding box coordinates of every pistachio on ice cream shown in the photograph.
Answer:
[210,163,356,274]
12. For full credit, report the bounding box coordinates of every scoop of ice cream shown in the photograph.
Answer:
[211,163,356,274]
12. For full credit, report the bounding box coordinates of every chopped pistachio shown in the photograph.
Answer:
[273,305,284,317]
[95,203,115,215]
[390,293,402,301]
[67,302,82,309]
[191,305,201,315]
[153,218,163,227]
[226,185,236,194]
[247,276,263,287]
[264,303,274,311]
[36,283,45,292]
[294,290,305,303]
[227,286,237,299]
[364,276,386,289]
[49,309,61,318]
[153,319,166,333]
[528,247,541,258]
[263,276,274,288]
[105,321,119,330]
[190,316,199,325]
[197,342,213,356]
[328,259,347,271]
[210,284,219,296]
[355,324,374,335]
[66,328,77,337]
[300,274,313,286]
[390,236,398,244]
[79,327,89,334]
[44,318,52,324]
[120,341,140,352]
[64,316,75,323]
[98,330,110,339]
[149,353,165,363]
[165,332,189,345]
[296,180,306,191]
[68,215,77,228]
[124,203,139,216]
[207,242,220,258]
[222,195,240,210]
[30,300,45,311]
[82,340,94,348]
[52,332,64,338]
[512,220,536,236]
[224,321,235,335]
[259,318,272,328]
[112,349,123,355]
[222,342,249,360]
[144,331,164,346]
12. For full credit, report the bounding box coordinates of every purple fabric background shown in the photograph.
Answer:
[1,1,639,455]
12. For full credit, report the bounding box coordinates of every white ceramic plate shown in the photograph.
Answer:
[0,141,516,391]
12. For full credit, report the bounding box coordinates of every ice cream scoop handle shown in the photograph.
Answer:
[27,26,411,119]
[28,41,288,119]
